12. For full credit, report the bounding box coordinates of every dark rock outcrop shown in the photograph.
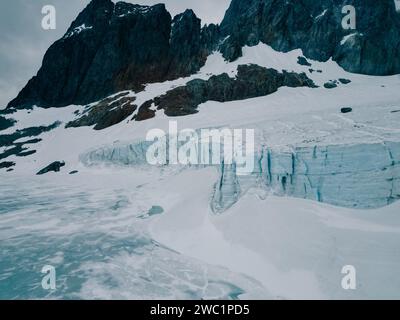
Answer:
[341,107,353,113]
[338,78,351,84]
[136,64,316,118]
[324,81,338,89]
[220,0,400,75]
[0,122,59,160]
[37,161,66,175]
[0,108,17,115]
[135,101,156,122]
[0,122,60,148]
[297,56,312,67]
[0,116,16,131]
[8,0,219,110]
[0,144,37,161]
[66,93,137,130]
[0,161,15,169]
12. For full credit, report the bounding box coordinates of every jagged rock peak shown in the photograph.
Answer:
[64,1,166,37]
[66,0,114,32]
[7,1,213,110]
[8,0,400,110]
[220,0,400,75]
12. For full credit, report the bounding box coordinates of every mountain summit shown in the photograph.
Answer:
[8,0,219,109]
[220,0,400,75]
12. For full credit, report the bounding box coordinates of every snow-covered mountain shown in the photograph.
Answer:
[6,0,400,110]
[1,0,400,299]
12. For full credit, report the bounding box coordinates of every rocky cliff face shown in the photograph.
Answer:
[135,64,316,119]
[7,0,219,109]
[220,0,400,75]
[7,0,400,110]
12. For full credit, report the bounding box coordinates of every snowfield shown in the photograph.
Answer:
[149,168,400,299]
[1,44,400,299]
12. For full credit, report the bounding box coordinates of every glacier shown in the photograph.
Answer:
[213,142,400,212]
[79,138,400,212]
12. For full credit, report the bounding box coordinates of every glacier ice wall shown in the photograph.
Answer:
[80,140,400,212]
[80,141,153,167]
[212,142,400,212]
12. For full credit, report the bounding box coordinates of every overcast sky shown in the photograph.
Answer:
[0,0,231,108]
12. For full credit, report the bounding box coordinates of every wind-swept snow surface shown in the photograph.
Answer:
[1,167,400,299]
[149,169,400,300]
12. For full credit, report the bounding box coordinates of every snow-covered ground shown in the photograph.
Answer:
[1,44,400,299]
[1,166,400,299]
